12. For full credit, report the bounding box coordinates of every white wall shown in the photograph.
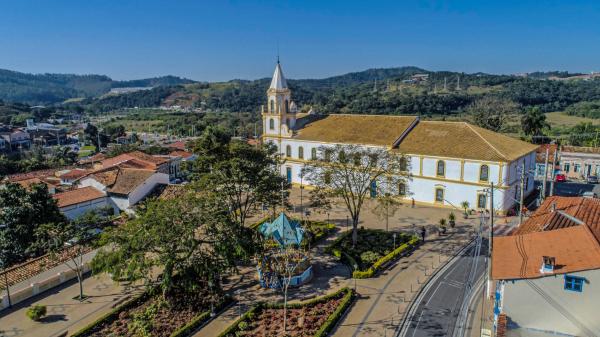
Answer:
[79,177,108,192]
[128,172,169,205]
[500,269,600,336]
[268,136,532,212]
[60,197,118,220]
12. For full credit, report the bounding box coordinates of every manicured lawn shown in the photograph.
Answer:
[219,288,353,337]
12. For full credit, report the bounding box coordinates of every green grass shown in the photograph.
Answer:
[545,111,600,127]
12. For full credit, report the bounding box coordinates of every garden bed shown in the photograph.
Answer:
[326,228,420,278]
[219,287,354,337]
[72,287,231,337]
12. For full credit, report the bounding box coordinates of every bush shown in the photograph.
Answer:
[360,251,380,265]
[26,305,47,321]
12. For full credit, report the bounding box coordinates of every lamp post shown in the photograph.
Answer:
[235,289,242,318]
[353,263,358,292]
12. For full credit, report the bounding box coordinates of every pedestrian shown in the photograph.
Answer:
[420,226,426,242]
[412,198,415,208]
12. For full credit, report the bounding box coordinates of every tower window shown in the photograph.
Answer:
[398,183,406,196]
[285,99,289,113]
[480,165,489,182]
[270,99,275,113]
[269,118,275,130]
[286,145,292,158]
[311,148,317,160]
[298,146,304,159]
[436,161,445,177]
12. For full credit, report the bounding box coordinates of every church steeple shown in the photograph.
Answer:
[270,61,288,90]
[262,61,296,137]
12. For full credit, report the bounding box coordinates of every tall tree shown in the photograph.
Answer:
[466,96,520,132]
[92,191,240,296]
[302,145,408,246]
[371,193,402,232]
[521,107,550,141]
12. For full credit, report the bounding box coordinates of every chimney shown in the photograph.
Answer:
[551,203,556,212]
[541,256,555,273]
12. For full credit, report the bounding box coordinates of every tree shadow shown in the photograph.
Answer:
[40,314,68,323]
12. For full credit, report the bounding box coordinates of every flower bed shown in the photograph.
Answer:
[326,228,419,279]
[219,287,354,337]
[71,288,231,337]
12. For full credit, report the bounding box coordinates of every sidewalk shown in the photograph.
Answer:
[331,225,474,337]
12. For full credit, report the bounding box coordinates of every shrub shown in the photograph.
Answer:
[26,305,47,321]
[360,251,380,265]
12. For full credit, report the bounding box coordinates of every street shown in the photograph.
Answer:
[397,237,487,337]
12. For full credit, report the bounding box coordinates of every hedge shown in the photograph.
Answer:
[71,291,231,337]
[325,232,420,279]
[218,287,354,337]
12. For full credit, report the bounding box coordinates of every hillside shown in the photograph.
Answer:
[0,69,195,105]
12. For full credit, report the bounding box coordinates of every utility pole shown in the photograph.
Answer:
[549,147,558,196]
[541,147,550,200]
[519,162,525,225]
[487,182,494,298]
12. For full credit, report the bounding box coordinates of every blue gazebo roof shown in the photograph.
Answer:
[258,212,304,247]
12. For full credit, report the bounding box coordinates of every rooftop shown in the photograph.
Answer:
[492,225,600,280]
[561,145,600,154]
[53,186,106,207]
[100,151,169,170]
[514,196,600,242]
[292,114,537,162]
[269,62,288,90]
[108,168,156,196]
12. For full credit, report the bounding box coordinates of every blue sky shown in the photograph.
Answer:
[0,0,599,81]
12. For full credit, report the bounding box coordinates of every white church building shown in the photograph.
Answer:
[261,62,539,213]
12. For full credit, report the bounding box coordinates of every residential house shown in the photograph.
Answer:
[0,126,31,152]
[493,196,600,336]
[77,165,169,212]
[53,186,117,220]
[3,168,65,194]
[58,169,90,186]
[96,151,184,181]
[263,61,539,213]
[534,144,558,181]
[560,146,600,180]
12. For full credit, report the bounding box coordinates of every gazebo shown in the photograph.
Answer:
[256,213,313,288]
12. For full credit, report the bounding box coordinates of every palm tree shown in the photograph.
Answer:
[521,107,550,142]
[460,201,470,219]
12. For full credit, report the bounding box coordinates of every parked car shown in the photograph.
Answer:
[587,175,599,184]
[582,191,598,198]
[555,174,567,182]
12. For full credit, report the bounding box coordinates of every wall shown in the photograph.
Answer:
[561,151,600,179]
[499,269,600,336]
[79,177,108,192]
[60,197,118,220]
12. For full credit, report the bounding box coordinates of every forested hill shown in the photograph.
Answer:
[0,68,195,105]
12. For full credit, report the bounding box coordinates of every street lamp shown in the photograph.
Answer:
[1,223,11,308]
[353,263,358,292]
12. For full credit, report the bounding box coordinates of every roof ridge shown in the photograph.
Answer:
[464,123,507,160]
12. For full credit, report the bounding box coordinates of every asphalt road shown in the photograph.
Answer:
[397,238,488,337]
[553,181,595,197]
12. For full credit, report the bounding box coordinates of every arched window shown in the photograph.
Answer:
[298,146,304,159]
[480,164,489,182]
[398,183,406,196]
[286,145,292,158]
[435,187,445,202]
[269,118,275,130]
[338,150,347,163]
[311,148,317,160]
[477,193,487,209]
[436,160,445,176]
[285,99,289,113]
[324,149,332,162]
[270,99,275,113]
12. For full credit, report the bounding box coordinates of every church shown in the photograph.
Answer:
[261,62,539,213]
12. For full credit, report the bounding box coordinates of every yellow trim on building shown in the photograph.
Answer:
[460,160,465,181]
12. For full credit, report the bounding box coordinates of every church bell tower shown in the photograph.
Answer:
[262,60,296,138]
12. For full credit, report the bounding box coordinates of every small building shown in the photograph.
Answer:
[58,169,90,186]
[534,144,558,181]
[77,166,169,212]
[53,186,117,220]
[258,212,305,247]
[560,146,600,180]
[0,126,31,152]
[493,226,600,337]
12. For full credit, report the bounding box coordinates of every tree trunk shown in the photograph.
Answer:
[352,217,359,247]
[283,283,288,332]
[77,268,84,300]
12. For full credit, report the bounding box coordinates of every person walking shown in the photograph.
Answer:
[420,226,426,242]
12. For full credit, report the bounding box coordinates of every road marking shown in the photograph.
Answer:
[410,311,425,337]
[425,283,443,307]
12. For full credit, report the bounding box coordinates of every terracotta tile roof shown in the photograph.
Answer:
[108,169,156,196]
[492,225,600,280]
[59,169,89,180]
[78,152,106,165]
[82,167,120,187]
[53,186,106,207]
[561,146,600,154]
[294,114,418,146]
[100,151,168,170]
[166,141,187,151]
[535,144,558,163]
[514,196,600,242]
[6,168,61,182]
[292,115,537,162]
[169,150,194,159]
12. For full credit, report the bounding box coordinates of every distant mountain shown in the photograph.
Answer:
[0,69,195,105]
